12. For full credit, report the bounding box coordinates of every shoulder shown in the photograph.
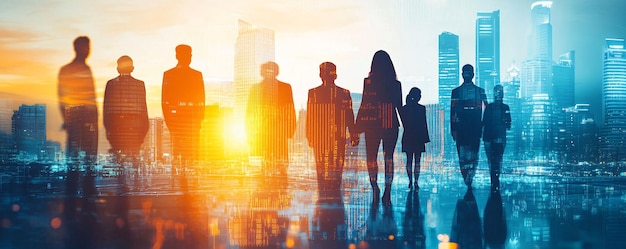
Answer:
[336,85,351,95]
[278,81,292,90]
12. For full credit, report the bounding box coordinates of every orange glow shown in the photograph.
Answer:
[50,217,62,229]
[1,219,10,228]
[11,204,20,212]
[285,238,295,248]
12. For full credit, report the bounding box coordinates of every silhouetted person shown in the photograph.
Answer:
[306,62,357,199]
[450,188,482,249]
[403,191,426,249]
[483,85,511,191]
[483,189,507,249]
[57,35,98,249]
[104,55,149,189]
[450,64,487,187]
[355,50,402,206]
[399,87,430,191]
[246,61,296,176]
[162,44,205,177]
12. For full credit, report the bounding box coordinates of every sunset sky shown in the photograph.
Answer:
[1,0,625,146]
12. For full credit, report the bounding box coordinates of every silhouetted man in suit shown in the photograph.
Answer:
[104,55,149,189]
[162,45,205,172]
[306,62,357,199]
[483,85,511,191]
[104,55,149,159]
[57,35,98,249]
[58,36,98,163]
[246,61,296,176]
[451,64,487,187]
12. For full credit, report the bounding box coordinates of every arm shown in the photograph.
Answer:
[421,106,430,143]
[286,84,296,139]
[504,104,511,130]
[450,90,458,140]
[306,89,314,147]
[161,72,171,126]
[197,71,206,122]
[102,82,111,131]
[139,81,150,139]
[345,90,359,146]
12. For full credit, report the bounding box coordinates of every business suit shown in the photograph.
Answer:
[161,65,205,164]
[246,78,296,173]
[104,74,149,155]
[450,81,487,185]
[306,83,355,197]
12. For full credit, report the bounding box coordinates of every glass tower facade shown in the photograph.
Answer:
[522,1,553,98]
[552,51,576,109]
[438,32,459,160]
[11,104,46,160]
[476,10,500,98]
[602,38,626,161]
[234,20,275,123]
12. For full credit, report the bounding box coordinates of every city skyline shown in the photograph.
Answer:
[1,0,625,147]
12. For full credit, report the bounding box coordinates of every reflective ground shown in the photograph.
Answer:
[1,160,625,249]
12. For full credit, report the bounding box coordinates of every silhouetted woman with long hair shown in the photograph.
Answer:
[356,50,403,205]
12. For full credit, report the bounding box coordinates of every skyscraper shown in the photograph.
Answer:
[234,19,275,121]
[438,32,459,160]
[601,38,626,161]
[522,1,553,98]
[552,51,575,109]
[12,104,46,160]
[476,10,500,98]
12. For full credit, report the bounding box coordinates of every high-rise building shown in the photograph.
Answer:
[601,38,626,161]
[425,104,444,164]
[12,104,46,160]
[521,94,554,160]
[233,20,275,154]
[438,32,459,160]
[559,104,598,163]
[476,10,500,98]
[522,1,553,98]
[503,65,522,160]
[0,97,12,134]
[142,117,171,164]
[233,19,275,121]
[552,51,575,109]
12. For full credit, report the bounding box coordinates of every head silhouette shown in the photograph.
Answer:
[116,55,134,74]
[406,87,422,105]
[175,44,192,67]
[462,64,474,82]
[369,50,397,81]
[73,36,90,61]
[319,62,337,84]
[260,61,279,80]
[493,84,504,102]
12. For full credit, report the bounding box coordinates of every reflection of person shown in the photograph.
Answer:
[162,44,205,169]
[402,191,425,248]
[246,61,296,175]
[310,190,347,248]
[450,64,487,187]
[483,85,511,191]
[450,188,482,249]
[483,189,507,249]
[104,55,149,160]
[306,62,357,199]
[399,87,430,191]
[57,35,98,249]
[355,50,403,205]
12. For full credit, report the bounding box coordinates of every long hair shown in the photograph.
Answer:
[369,50,397,82]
